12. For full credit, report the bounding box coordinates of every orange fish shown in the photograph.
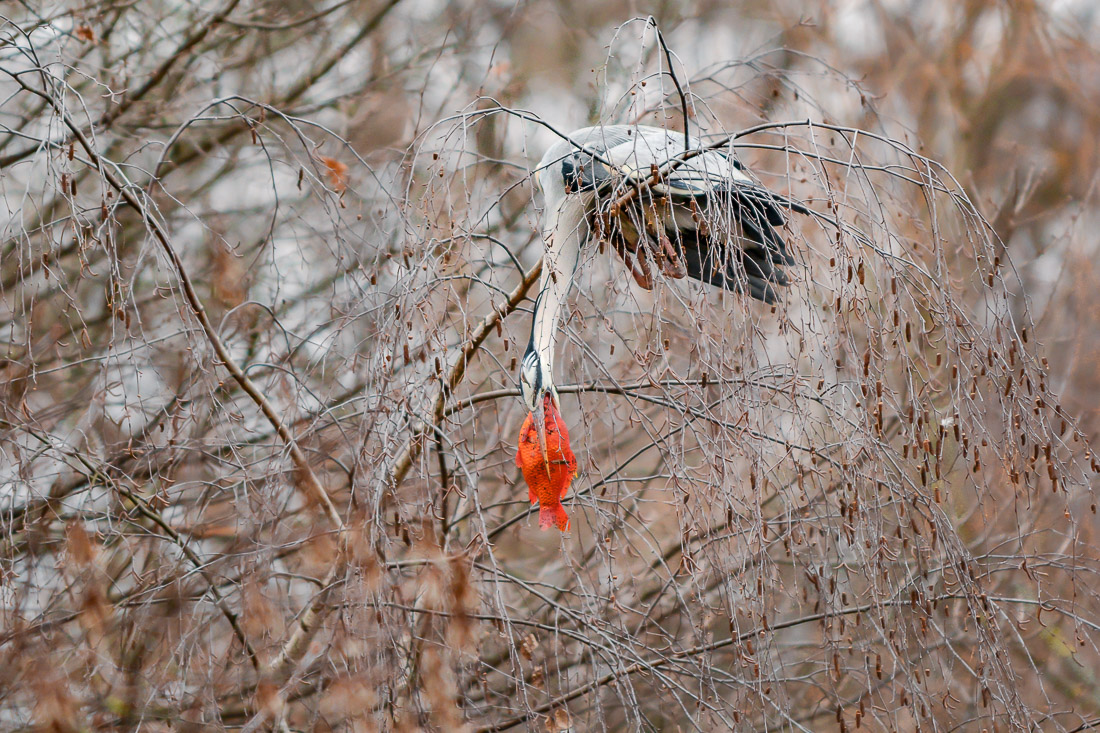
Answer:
[516,395,578,531]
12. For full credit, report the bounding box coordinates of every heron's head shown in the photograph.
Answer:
[520,350,558,462]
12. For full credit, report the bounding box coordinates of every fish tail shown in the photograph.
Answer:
[539,502,570,532]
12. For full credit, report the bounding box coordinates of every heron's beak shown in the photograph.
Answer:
[532,393,550,467]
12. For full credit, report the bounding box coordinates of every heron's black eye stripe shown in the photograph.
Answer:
[561,154,611,193]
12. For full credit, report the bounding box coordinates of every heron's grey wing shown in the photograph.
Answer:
[607,133,794,224]
[603,131,801,304]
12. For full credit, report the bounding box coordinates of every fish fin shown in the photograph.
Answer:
[554,503,571,532]
[528,482,537,504]
[539,502,570,532]
[558,476,572,500]
[537,503,554,530]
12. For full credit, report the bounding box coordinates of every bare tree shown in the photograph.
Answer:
[2,2,1099,731]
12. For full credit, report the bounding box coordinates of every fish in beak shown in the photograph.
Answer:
[532,387,550,462]
[516,392,577,532]
[531,389,550,466]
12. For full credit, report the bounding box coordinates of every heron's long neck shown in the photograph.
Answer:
[530,195,589,389]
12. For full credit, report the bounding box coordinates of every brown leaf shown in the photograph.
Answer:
[319,156,349,193]
[74,25,95,43]
[79,585,112,636]
[253,679,283,719]
[320,675,378,722]
[65,521,97,567]
[31,661,82,733]
[545,709,572,732]
[519,632,539,660]
[240,580,280,639]
[209,238,248,309]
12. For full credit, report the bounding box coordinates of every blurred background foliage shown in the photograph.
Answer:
[2,0,1100,731]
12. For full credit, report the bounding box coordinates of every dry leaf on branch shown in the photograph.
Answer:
[319,156,349,193]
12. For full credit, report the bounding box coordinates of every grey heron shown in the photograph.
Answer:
[519,123,807,460]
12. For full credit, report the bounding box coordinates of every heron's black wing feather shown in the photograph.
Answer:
[731,186,814,222]
[665,185,799,304]
[679,235,782,304]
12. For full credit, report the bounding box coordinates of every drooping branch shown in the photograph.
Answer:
[9,73,346,533]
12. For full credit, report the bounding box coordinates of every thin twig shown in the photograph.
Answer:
[652,20,691,152]
[475,593,1094,732]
